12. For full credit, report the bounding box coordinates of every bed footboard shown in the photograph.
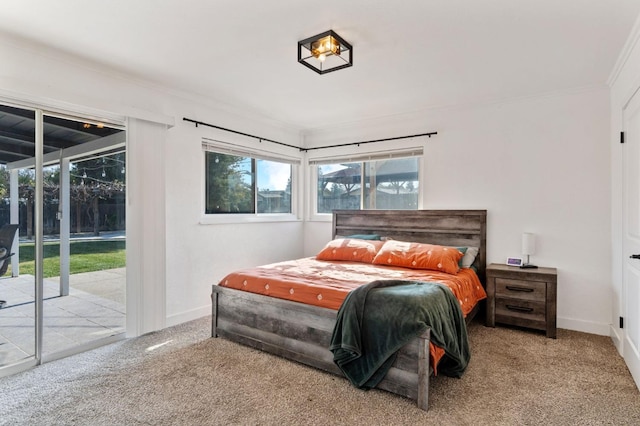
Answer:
[211,285,431,411]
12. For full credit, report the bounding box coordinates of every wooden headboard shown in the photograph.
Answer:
[332,209,487,284]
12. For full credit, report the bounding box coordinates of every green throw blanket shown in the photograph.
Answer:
[329,280,470,389]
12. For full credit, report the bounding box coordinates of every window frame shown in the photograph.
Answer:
[309,148,424,221]
[201,138,301,224]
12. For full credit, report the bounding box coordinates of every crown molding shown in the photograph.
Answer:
[608,13,640,87]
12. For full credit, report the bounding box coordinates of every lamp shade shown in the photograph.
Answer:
[522,233,536,256]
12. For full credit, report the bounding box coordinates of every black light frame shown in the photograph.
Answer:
[298,30,353,75]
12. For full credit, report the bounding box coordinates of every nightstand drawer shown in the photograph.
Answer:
[495,278,546,301]
[495,298,546,329]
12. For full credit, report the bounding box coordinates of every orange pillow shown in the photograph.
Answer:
[372,240,463,274]
[316,239,385,263]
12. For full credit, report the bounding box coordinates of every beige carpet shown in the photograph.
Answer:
[1,316,639,425]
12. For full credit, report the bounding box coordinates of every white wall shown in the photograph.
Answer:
[304,88,612,335]
[164,121,304,326]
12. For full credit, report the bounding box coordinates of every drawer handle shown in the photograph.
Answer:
[506,305,534,313]
[506,286,534,293]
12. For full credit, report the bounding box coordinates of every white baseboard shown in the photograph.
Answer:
[166,305,211,328]
[557,316,611,336]
[610,324,624,355]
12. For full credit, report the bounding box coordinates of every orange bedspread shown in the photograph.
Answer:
[218,257,486,374]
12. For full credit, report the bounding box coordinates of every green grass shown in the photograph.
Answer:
[16,240,126,278]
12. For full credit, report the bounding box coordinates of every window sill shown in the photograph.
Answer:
[199,213,301,225]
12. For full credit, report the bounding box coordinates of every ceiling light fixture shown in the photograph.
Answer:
[298,30,353,75]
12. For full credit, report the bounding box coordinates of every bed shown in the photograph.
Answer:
[211,209,487,411]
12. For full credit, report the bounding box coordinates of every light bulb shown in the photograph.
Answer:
[318,53,326,62]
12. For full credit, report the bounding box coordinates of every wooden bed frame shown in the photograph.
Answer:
[211,209,487,411]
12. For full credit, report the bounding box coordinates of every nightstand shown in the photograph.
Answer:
[485,263,557,338]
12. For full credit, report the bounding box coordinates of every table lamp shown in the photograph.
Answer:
[521,232,538,269]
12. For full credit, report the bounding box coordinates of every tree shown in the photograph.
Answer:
[381,180,407,195]
[16,153,126,237]
[0,166,8,199]
[205,152,254,213]
[327,183,345,197]
[70,153,125,235]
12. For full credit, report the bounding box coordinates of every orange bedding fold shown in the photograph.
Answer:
[218,257,487,374]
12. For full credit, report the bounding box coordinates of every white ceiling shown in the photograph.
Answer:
[1,1,639,131]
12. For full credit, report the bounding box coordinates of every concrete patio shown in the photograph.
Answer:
[0,268,125,367]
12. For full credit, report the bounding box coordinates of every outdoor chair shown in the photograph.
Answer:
[0,224,19,308]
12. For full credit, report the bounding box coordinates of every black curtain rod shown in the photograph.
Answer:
[303,131,437,151]
[184,117,437,152]
[183,117,301,150]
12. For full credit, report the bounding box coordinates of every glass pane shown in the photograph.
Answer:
[317,162,362,213]
[205,152,255,214]
[363,158,419,209]
[256,159,291,213]
[42,114,126,356]
[317,157,419,213]
[0,104,36,369]
[43,164,60,279]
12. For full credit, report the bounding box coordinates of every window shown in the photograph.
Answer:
[205,151,292,214]
[316,156,419,213]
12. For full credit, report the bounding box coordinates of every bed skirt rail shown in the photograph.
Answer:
[211,285,431,411]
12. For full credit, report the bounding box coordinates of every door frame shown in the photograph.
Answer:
[0,99,128,377]
[621,84,640,390]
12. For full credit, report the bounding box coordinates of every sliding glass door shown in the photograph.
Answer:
[40,114,126,360]
[0,103,126,375]
[0,105,37,372]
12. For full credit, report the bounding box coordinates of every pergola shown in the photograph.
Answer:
[0,104,125,296]
[319,158,419,199]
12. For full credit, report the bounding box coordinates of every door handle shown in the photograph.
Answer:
[630,254,640,259]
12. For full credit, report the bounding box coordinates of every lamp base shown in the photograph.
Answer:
[520,264,538,269]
